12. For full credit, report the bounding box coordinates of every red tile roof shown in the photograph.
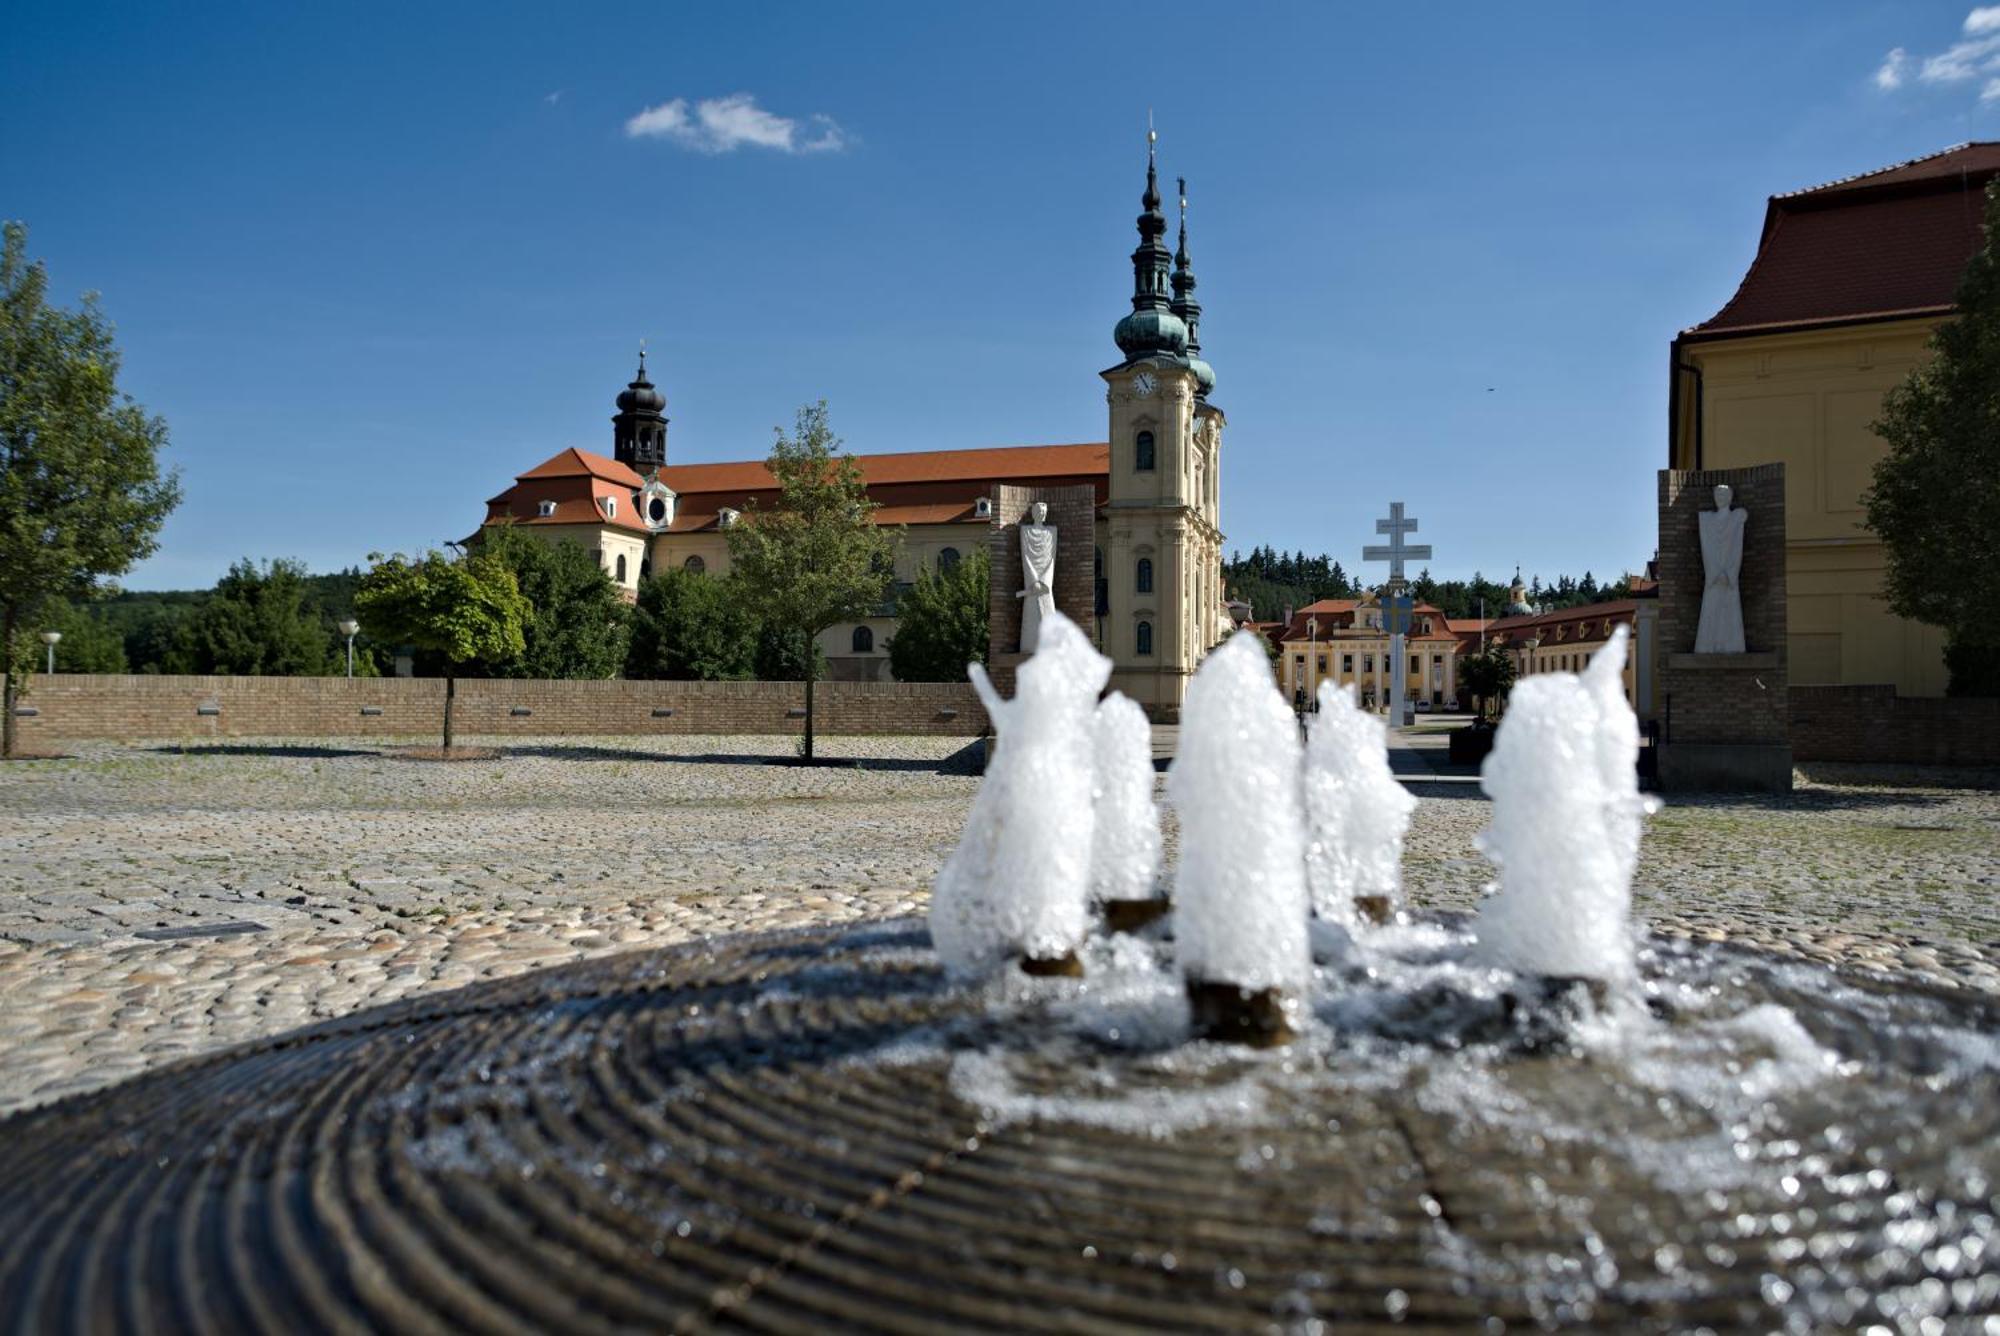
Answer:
[514,447,647,488]
[483,443,1111,537]
[1476,598,1640,650]
[1275,598,1457,645]
[1688,142,1999,338]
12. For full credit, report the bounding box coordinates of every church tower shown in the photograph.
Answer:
[1101,130,1226,720]
[611,349,668,473]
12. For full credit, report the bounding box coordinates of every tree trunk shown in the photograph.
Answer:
[1,606,16,760]
[803,629,816,761]
[443,672,455,753]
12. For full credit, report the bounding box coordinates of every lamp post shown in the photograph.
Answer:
[338,620,359,678]
[39,631,60,675]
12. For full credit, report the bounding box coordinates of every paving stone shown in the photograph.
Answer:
[0,734,1993,1115]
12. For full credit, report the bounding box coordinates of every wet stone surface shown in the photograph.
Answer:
[0,918,1993,1333]
[0,737,1995,1116]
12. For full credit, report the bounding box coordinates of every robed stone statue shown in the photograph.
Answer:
[1695,483,1747,654]
[1016,501,1057,654]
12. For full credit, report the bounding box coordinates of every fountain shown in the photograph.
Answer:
[931,611,1109,978]
[1303,679,1416,928]
[1169,630,1313,1046]
[1087,691,1165,932]
[1474,625,1649,988]
[0,620,1993,1331]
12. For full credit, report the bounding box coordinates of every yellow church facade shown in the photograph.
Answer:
[474,136,1229,717]
[1670,142,1999,697]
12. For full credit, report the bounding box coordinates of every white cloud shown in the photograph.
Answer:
[1875,8,2000,103]
[624,94,846,155]
[1919,34,2000,82]
[1876,47,1910,89]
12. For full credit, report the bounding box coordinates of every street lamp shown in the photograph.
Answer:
[39,631,60,674]
[338,620,359,678]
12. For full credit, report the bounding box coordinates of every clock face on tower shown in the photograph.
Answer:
[1132,371,1156,398]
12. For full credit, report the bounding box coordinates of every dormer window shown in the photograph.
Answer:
[718,507,740,529]
[599,496,617,520]
[974,496,994,520]
[536,500,557,518]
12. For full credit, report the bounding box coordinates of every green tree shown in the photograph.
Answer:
[726,402,898,758]
[1457,644,1518,721]
[41,599,128,673]
[888,548,989,682]
[354,549,528,751]
[627,567,757,680]
[0,222,181,755]
[478,525,630,679]
[179,558,331,675]
[1867,179,2000,696]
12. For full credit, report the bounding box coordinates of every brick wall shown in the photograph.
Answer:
[1791,684,2000,766]
[10,675,988,746]
[986,483,1098,698]
[1657,464,1789,747]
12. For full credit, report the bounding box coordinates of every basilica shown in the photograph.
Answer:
[476,136,1227,717]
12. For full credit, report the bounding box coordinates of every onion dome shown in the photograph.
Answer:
[616,349,666,413]
[1113,126,1189,361]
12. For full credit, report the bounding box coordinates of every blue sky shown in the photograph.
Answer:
[6,1,1997,590]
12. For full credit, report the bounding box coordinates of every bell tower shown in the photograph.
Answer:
[1101,127,1225,720]
[611,348,668,473]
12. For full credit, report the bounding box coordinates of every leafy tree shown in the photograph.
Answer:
[1867,179,2000,696]
[179,558,331,676]
[726,402,898,758]
[888,547,990,682]
[478,524,630,679]
[1457,644,1518,721]
[0,222,181,755]
[354,550,528,751]
[627,567,757,680]
[40,599,128,673]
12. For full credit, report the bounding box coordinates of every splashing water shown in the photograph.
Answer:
[1302,680,1417,927]
[930,612,1111,978]
[1169,630,1311,993]
[1088,692,1163,905]
[1474,626,1651,984]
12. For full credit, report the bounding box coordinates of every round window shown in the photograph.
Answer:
[648,496,667,523]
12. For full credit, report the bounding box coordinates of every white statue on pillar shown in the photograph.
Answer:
[1695,483,1747,654]
[1017,500,1057,654]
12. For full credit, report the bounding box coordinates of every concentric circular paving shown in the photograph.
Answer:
[1,918,1995,1333]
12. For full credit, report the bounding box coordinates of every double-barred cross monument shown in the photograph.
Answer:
[1363,501,1431,728]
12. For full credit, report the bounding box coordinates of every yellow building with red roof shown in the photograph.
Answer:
[1274,596,1465,713]
[475,137,1230,712]
[1671,142,2000,696]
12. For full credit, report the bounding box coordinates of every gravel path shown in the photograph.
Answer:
[1,736,1994,1113]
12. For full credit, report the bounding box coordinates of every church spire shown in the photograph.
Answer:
[1112,120,1188,363]
[612,345,668,473]
[1172,177,1216,400]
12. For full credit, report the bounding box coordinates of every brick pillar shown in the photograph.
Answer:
[1656,463,1791,791]
[985,483,1098,700]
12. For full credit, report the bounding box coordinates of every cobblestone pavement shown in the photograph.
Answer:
[2,737,1995,1114]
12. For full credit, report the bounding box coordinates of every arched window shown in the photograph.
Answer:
[1136,621,1154,656]
[1135,557,1153,594]
[1135,430,1156,472]
[852,625,874,653]
[614,553,628,583]
[938,547,960,572]
[683,555,706,574]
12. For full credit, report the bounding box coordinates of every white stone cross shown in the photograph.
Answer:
[1361,501,1431,584]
